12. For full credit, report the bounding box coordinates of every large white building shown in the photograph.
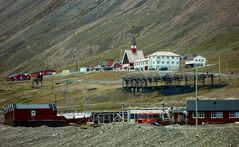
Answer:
[134,51,180,71]
[134,58,149,71]
[185,55,206,67]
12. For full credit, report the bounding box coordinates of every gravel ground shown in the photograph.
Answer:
[0,115,239,147]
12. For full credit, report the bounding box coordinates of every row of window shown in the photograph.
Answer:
[153,61,179,65]
[151,56,179,60]
[135,62,148,66]
[192,112,239,119]
[135,61,180,66]
[195,59,204,62]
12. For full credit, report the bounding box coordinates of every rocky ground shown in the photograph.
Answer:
[0,112,239,147]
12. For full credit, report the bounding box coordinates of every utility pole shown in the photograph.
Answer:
[84,97,86,112]
[219,56,221,86]
[53,83,57,106]
[195,64,198,127]
[76,59,79,72]
[121,101,125,122]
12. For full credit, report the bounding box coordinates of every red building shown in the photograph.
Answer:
[6,73,31,81]
[30,69,56,78]
[3,104,66,127]
[105,59,114,67]
[111,61,122,69]
[187,100,239,125]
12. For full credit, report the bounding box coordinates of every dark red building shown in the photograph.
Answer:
[30,69,56,78]
[105,59,114,67]
[3,104,66,127]
[187,100,239,125]
[6,73,31,81]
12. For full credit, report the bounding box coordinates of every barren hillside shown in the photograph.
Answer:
[0,0,239,76]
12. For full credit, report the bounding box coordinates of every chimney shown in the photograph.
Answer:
[131,37,137,53]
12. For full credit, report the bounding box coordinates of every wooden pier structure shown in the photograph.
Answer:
[122,73,215,93]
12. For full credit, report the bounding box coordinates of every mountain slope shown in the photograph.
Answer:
[0,0,239,76]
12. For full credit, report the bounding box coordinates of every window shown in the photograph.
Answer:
[167,56,169,59]
[195,59,197,62]
[157,56,160,59]
[146,62,148,65]
[172,62,174,64]
[193,112,205,118]
[229,112,235,118]
[176,62,179,64]
[211,112,217,118]
[162,61,164,64]
[167,61,169,64]
[172,56,174,59]
[162,56,164,59]
[31,110,36,117]
[211,112,223,118]
[229,112,239,118]
[157,61,160,64]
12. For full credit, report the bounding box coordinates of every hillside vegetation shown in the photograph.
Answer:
[0,0,239,77]
[0,71,238,111]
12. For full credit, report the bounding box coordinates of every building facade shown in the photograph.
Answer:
[121,38,144,70]
[148,51,180,71]
[134,58,149,71]
[186,100,239,125]
[185,55,206,67]
[3,104,66,127]
[134,51,180,71]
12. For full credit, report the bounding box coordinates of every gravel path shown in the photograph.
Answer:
[0,120,239,147]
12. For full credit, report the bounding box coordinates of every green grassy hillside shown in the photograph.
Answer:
[0,0,239,78]
[0,71,238,111]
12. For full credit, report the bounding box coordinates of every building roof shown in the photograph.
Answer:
[122,50,144,63]
[135,57,149,63]
[3,104,56,113]
[149,51,179,57]
[186,54,206,61]
[186,100,239,111]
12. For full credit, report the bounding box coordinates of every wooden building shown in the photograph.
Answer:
[186,100,239,125]
[3,104,66,127]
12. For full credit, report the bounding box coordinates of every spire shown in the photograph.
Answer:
[131,37,137,53]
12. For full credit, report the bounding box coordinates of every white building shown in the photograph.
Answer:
[185,55,206,67]
[134,51,180,71]
[80,67,88,73]
[134,58,149,71]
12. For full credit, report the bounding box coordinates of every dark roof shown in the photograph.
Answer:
[3,104,56,113]
[186,100,239,111]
